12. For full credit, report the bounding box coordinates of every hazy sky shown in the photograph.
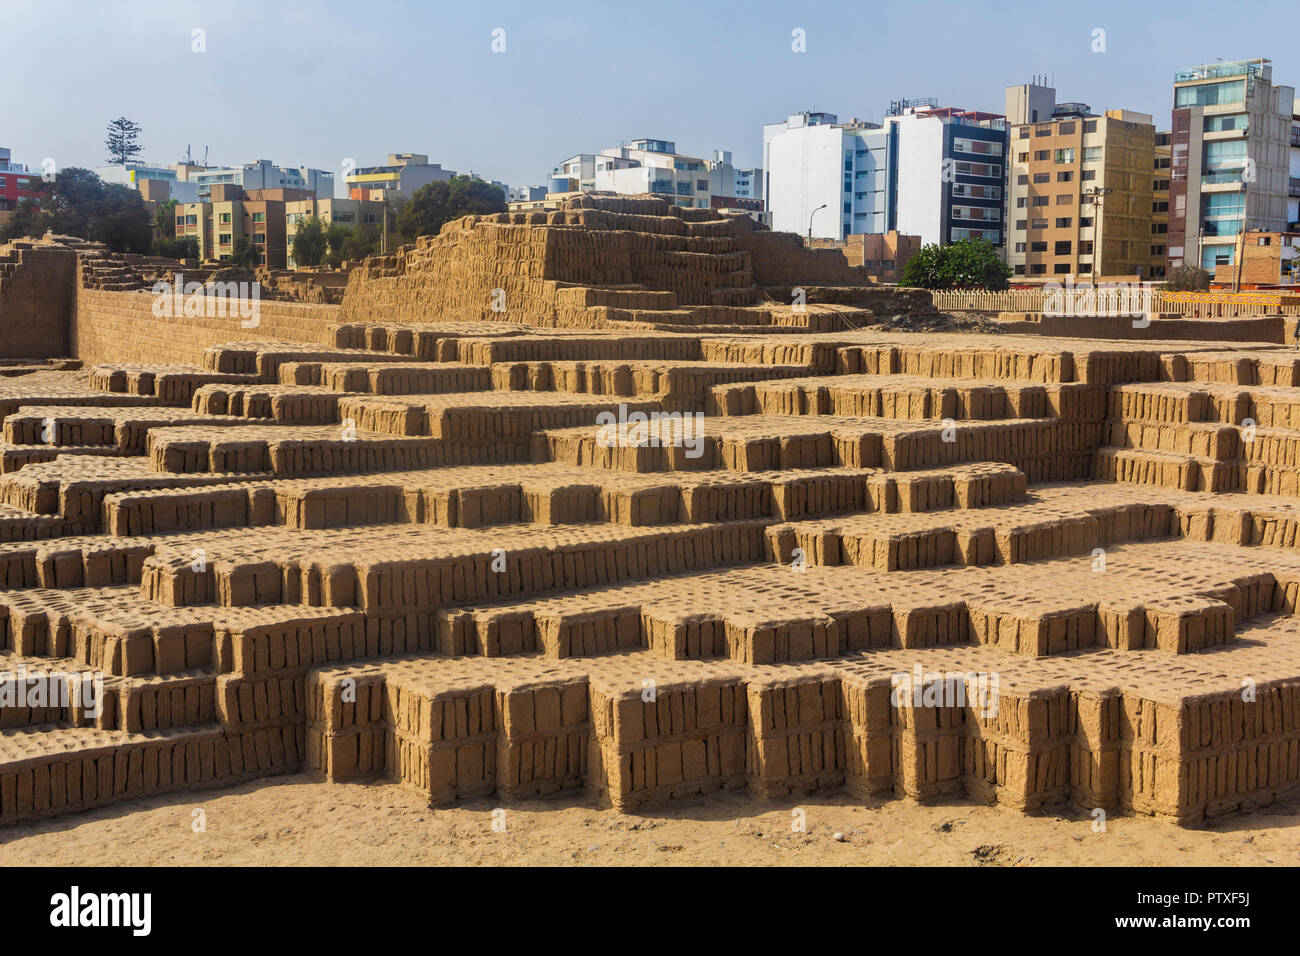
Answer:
[3,0,1296,194]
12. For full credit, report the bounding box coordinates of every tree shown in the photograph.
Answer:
[900,238,1012,291]
[395,176,507,241]
[105,117,144,165]
[1164,264,1211,292]
[0,167,152,253]
[230,235,260,268]
[292,216,328,268]
[153,236,199,259]
[154,198,178,240]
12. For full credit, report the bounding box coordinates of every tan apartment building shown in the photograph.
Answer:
[1008,103,1155,279]
[285,198,387,267]
[1150,131,1171,278]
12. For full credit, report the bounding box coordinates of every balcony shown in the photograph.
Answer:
[1290,177,1300,198]
[1200,219,1243,237]
[1201,168,1247,187]
[1291,128,1300,147]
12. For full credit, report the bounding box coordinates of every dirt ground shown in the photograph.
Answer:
[0,773,1296,866]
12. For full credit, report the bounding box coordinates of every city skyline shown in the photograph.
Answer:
[3,0,1298,194]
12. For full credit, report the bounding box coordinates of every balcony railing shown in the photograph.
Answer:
[1291,177,1300,198]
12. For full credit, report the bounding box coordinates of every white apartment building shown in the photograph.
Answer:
[190,159,333,201]
[764,106,1006,245]
[549,139,758,210]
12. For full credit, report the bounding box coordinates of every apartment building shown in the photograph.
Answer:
[548,140,757,210]
[1290,98,1300,230]
[285,197,388,267]
[1006,95,1155,279]
[763,102,1006,246]
[0,148,40,223]
[1151,131,1171,278]
[94,162,200,202]
[189,159,333,202]
[175,185,314,267]
[346,153,455,201]
[1167,58,1295,278]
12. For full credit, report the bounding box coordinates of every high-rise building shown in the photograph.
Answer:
[1150,131,1172,278]
[1167,58,1294,278]
[1007,96,1155,279]
[763,102,1006,246]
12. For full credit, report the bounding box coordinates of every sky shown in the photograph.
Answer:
[2,0,1297,196]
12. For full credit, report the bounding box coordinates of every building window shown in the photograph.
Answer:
[1083,147,1103,162]
[1016,197,1027,208]
[1080,217,1094,228]
[1015,242,1026,253]
[1056,194,1072,205]
[1057,171,1074,182]
[1030,264,1047,274]
[1054,240,1072,255]
[1082,170,1096,181]
[1016,219,1027,230]
[1084,120,1097,133]
[1017,174,1029,185]
[252,233,266,244]
[1031,196,1048,206]
[219,233,231,245]
[1174,79,1245,108]
[1034,150,1049,161]
[1058,122,1075,135]
[1034,125,1052,137]
[1017,152,1028,163]
[1015,265,1026,274]
[1030,241,1048,252]
[1053,263,1072,274]
[1055,217,1072,228]
[1031,219,1048,229]
[251,212,265,223]
[696,179,707,190]
[219,213,232,224]
[1033,172,1050,183]
[1018,128,1030,139]
[1054,148,1075,164]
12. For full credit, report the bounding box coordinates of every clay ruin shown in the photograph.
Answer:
[1,195,1299,828]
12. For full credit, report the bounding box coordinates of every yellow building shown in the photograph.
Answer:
[1008,106,1155,279]
[285,198,388,266]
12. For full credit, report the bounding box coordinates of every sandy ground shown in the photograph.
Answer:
[0,773,1297,866]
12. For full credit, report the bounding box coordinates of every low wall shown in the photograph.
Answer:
[73,287,342,366]
[994,312,1285,343]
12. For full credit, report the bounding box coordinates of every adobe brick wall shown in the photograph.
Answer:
[73,287,340,366]
[0,246,77,358]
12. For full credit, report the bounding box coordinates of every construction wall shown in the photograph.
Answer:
[0,246,77,358]
[73,287,339,366]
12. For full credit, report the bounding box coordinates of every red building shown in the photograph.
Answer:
[0,148,41,221]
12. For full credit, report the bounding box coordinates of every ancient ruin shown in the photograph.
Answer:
[1,195,1299,828]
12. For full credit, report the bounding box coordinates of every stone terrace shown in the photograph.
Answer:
[0,197,1298,827]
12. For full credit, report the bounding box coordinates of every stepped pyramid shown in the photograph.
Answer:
[0,197,1297,828]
